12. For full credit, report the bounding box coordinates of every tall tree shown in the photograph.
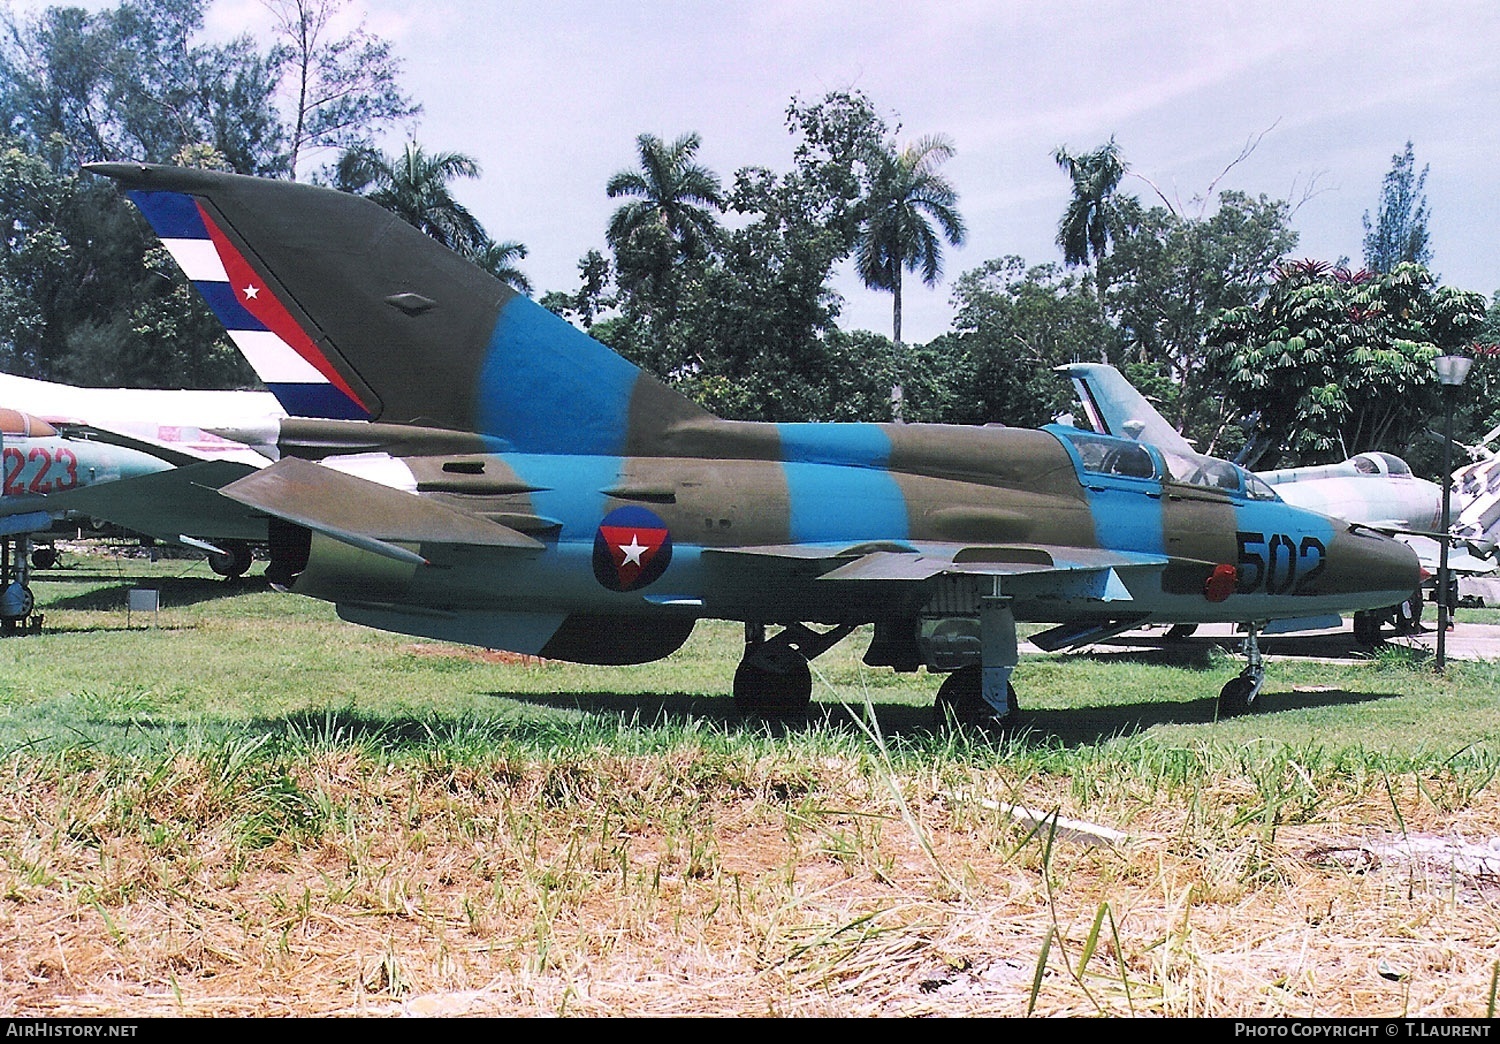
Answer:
[605,132,724,294]
[261,0,420,181]
[925,256,1105,426]
[581,91,891,420]
[1206,260,1485,469]
[1104,189,1297,446]
[1054,138,1125,362]
[334,141,488,255]
[0,0,286,174]
[854,134,966,346]
[1362,141,1432,274]
[472,238,532,295]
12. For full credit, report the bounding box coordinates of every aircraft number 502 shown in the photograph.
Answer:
[1236,530,1326,595]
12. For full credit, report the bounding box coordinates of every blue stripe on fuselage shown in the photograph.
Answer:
[1230,497,1338,595]
[475,296,640,456]
[1044,429,1166,557]
[775,424,908,543]
[502,453,620,542]
[1083,479,1165,556]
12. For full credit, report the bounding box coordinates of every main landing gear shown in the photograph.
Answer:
[207,540,254,579]
[0,536,42,636]
[934,666,1020,728]
[733,621,855,716]
[1217,625,1266,717]
[931,597,1021,729]
[1353,588,1425,645]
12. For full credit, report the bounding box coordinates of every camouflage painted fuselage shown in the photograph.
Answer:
[90,163,1420,669]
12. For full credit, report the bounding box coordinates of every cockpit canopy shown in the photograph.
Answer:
[1350,451,1412,477]
[1048,425,1280,501]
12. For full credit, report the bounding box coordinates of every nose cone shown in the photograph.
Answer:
[1322,527,1423,609]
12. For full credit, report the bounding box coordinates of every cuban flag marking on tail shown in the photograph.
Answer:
[126,190,371,421]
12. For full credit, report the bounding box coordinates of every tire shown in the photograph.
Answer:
[1164,624,1198,641]
[208,541,253,579]
[30,546,58,570]
[933,665,1019,728]
[1352,610,1382,645]
[732,645,812,717]
[1218,673,1262,716]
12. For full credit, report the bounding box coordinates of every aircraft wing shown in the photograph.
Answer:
[44,458,269,544]
[217,457,545,562]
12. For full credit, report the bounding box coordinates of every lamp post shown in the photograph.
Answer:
[1434,353,1472,673]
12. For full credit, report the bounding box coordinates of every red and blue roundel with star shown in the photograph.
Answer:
[593,506,673,591]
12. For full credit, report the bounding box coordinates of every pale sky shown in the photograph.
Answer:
[21,1,1500,343]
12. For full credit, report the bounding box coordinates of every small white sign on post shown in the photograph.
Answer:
[127,588,160,628]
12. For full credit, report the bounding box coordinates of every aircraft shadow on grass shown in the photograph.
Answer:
[38,574,270,613]
[489,683,1407,748]
[53,686,1407,756]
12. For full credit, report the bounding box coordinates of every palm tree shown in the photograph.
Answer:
[472,238,532,295]
[605,132,723,292]
[334,141,489,256]
[854,135,966,347]
[1054,138,1125,362]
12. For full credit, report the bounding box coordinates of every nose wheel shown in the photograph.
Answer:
[1217,626,1266,716]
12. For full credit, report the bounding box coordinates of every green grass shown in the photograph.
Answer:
[5,545,1498,776]
[3,545,1498,1017]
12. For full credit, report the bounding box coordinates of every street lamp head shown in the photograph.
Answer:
[1435,354,1473,387]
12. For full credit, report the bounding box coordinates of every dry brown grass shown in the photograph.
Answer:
[1,745,1496,1018]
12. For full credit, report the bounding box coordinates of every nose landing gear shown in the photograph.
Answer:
[1217,625,1266,716]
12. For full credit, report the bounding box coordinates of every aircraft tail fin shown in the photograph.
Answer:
[1057,363,1197,458]
[89,163,712,456]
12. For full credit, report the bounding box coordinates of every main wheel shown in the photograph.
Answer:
[208,541,253,579]
[1164,624,1198,641]
[1218,672,1263,716]
[1352,610,1382,645]
[933,665,1019,728]
[732,645,812,716]
[30,546,58,570]
[0,582,34,621]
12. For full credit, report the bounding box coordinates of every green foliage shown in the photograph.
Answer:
[0,0,418,388]
[1363,141,1432,274]
[1054,138,1125,270]
[0,137,253,386]
[607,132,724,281]
[335,142,486,253]
[0,0,286,174]
[919,256,1105,425]
[1206,260,1488,468]
[1105,190,1298,449]
[577,91,904,421]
